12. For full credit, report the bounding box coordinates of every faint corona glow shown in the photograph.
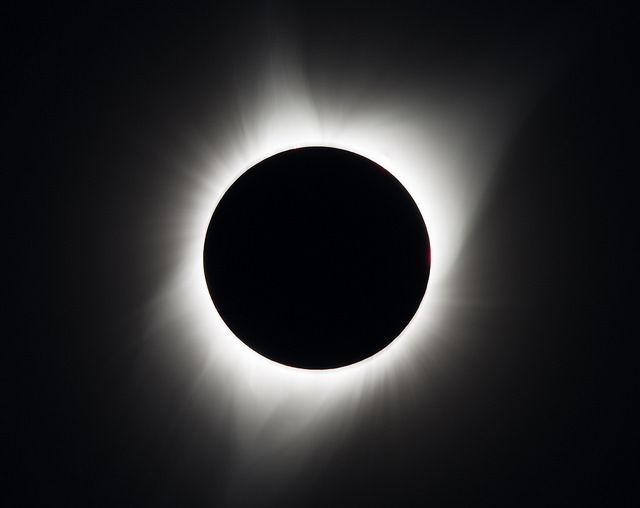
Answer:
[149,53,527,476]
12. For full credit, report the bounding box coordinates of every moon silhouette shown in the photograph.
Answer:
[204,147,430,369]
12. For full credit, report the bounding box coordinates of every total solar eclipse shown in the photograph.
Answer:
[204,147,430,369]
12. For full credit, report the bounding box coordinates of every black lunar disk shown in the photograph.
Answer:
[204,147,430,369]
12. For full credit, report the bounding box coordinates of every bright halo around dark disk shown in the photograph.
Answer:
[203,147,430,369]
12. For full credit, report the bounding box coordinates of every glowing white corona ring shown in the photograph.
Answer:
[149,57,519,467]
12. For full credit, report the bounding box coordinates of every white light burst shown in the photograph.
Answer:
[146,50,534,492]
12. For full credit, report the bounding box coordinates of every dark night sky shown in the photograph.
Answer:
[10,2,637,506]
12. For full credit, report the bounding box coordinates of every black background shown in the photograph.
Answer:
[10,1,637,506]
